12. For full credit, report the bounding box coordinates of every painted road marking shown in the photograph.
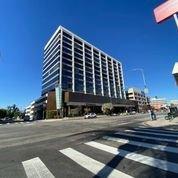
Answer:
[103,136,178,154]
[22,157,54,178]
[134,128,178,135]
[126,129,178,138]
[86,141,178,174]
[60,148,133,178]
[115,131,178,143]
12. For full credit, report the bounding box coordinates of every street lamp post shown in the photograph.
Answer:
[132,68,149,94]
[173,14,178,29]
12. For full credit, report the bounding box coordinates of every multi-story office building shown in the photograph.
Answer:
[126,87,150,111]
[42,26,125,99]
[35,26,137,117]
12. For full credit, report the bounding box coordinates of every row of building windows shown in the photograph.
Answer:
[43,28,124,98]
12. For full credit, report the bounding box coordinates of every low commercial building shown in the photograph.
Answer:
[150,97,167,110]
[25,101,35,119]
[126,87,150,112]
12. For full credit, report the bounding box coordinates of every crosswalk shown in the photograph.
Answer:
[21,127,178,178]
[0,122,35,127]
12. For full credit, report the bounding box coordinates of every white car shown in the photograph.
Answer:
[84,113,97,119]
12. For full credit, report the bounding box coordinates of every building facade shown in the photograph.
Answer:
[26,26,138,118]
[126,88,150,112]
[150,97,167,110]
[42,26,125,99]
[25,101,35,120]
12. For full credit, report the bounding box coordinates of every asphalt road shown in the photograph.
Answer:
[0,114,177,178]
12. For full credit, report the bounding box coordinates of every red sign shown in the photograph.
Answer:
[154,0,178,23]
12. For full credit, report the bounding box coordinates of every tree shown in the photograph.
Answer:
[6,104,20,118]
[0,109,7,118]
[102,103,113,115]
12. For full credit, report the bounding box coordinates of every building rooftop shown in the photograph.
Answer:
[44,25,121,64]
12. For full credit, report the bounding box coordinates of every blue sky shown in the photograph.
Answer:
[0,0,178,109]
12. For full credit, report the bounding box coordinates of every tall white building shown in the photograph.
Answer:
[42,26,125,99]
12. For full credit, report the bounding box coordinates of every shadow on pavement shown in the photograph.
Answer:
[68,123,178,178]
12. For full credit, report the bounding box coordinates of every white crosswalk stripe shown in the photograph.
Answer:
[22,157,54,178]
[60,148,133,178]
[103,136,178,153]
[20,128,178,177]
[115,131,178,143]
[86,141,178,174]
[126,129,178,138]
[135,127,178,135]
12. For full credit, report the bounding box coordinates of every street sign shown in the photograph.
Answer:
[154,0,178,23]
[55,86,62,109]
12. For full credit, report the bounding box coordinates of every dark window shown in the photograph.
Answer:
[44,50,60,69]
[95,85,101,95]
[43,57,60,75]
[75,80,84,92]
[85,53,91,59]
[63,36,72,44]
[63,52,72,60]
[42,84,56,94]
[85,62,92,68]
[42,75,59,89]
[75,58,83,65]
[63,42,72,49]
[62,47,72,54]
[86,83,93,94]
[74,38,82,45]
[74,47,83,54]
[85,44,91,50]
[62,76,72,90]
[86,76,93,82]
[62,70,72,77]
[93,49,99,54]
[74,43,83,50]
[85,49,91,55]
[44,30,61,53]
[63,31,72,39]
[42,69,59,83]
[62,58,72,66]
[44,42,60,60]
[75,68,83,75]
[74,52,83,59]
[75,63,83,69]
[62,64,72,71]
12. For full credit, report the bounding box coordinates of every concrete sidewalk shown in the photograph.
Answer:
[141,115,178,128]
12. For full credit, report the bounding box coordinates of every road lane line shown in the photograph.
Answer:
[127,129,178,138]
[115,131,178,143]
[86,141,178,174]
[134,128,178,135]
[22,157,54,178]
[103,136,178,154]
[59,148,133,178]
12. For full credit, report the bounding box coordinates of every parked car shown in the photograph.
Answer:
[0,117,13,124]
[23,116,33,122]
[84,113,97,119]
[129,111,136,115]
[111,113,117,116]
